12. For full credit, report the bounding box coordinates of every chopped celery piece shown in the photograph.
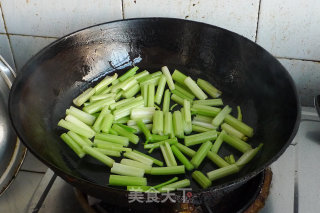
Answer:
[197,78,222,98]
[92,106,110,132]
[158,179,190,192]
[184,77,207,100]
[192,170,212,189]
[141,84,148,106]
[153,177,179,189]
[191,141,212,168]
[120,159,152,174]
[174,84,195,100]
[237,106,242,121]
[207,164,240,181]
[211,130,226,153]
[193,99,223,106]
[132,150,163,167]
[175,143,196,157]
[60,133,85,158]
[173,111,184,139]
[113,99,144,120]
[109,175,147,186]
[136,119,152,141]
[67,131,91,148]
[149,134,169,142]
[184,130,217,146]
[138,71,162,83]
[118,66,139,82]
[117,124,138,134]
[155,75,167,105]
[150,165,185,175]
[134,70,149,81]
[111,163,145,177]
[89,93,115,103]
[171,89,193,102]
[130,107,155,120]
[110,97,134,110]
[147,83,155,107]
[172,69,187,85]
[66,106,96,126]
[221,123,248,141]
[211,105,232,129]
[112,124,139,144]
[83,146,114,167]
[223,133,252,153]
[58,119,95,138]
[207,151,230,168]
[73,87,95,107]
[144,138,178,149]
[171,145,194,171]
[192,124,212,133]
[171,93,185,106]
[236,144,263,167]
[183,100,192,134]
[93,148,121,157]
[94,73,117,94]
[162,89,171,113]
[123,84,140,98]
[160,142,177,167]
[191,104,221,117]
[163,112,173,136]
[123,151,153,166]
[95,133,129,146]
[65,115,93,132]
[192,120,215,129]
[224,115,254,137]
[82,97,115,114]
[152,111,164,135]
[161,66,175,90]
[101,113,114,133]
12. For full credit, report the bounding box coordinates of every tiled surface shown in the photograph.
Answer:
[279,58,320,107]
[21,151,47,173]
[260,145,295,213]
[0,0,122,37]
[257,0,320,60]
[0,7,5,33]
[123,0,190,19]
[0,171,44,213]
[0,34,15,69]
[123,0,260,40]
[296,121,320,213]
[9,35,56,71]
[187,0,260,41]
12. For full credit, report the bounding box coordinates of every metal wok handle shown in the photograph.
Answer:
[0,55,16,88]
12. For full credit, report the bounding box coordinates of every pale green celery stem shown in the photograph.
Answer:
[66,106,96,126]
[183,100,192,134]
[92,107,110,132]
[123,83,140,98]
[211,130,226,153]
[109,97,134,110]
[192,170,212,189]
[150,165,185,175]
[113,99,144,120]
[206,151,230,168]
[127,119,152,126]
[94,73,118,94]
[184,77,207,100]
[134,70,149,81]
[237,106,242,121]
[191,104,221,117]
[162,89,171,113]
[175,143,196,157]
[207,164,239,181]
[83,146,114,167]
[67,131,90,148]
[93,148,121,157]
[95,133,129,146]
[153,177,179,189]
[163,112,173,136]
[144,138,178,149]
[89,93,115,102]
[192,124,212,133]
[82,97,115,114]
[139,76,160,87]
[120,159,152,174]
[130,107,155,120]
[193,114,213,123]
[111,124,139,144]
[155,75,167,104]
[101,113,114,133]
[109,175,147,186]
[147,83,155,107]
[141,84,148,106]
[58,119,95,138]
[193,99,223,106]
[184,130,217,146]
[190,141,212,168]
[132,150,163,167]
[221,123,248,141]
[192,120,215,129]
[60,133,85,158]
[158,179,190,193]
[172,69,187,85]
[152,110,164,135]
[123,151,154,166]
[197,78,222,98]
[73,87,96,106]
[174,84,195,99]
[223,133,252,153]
[173,111,184,139]
[211,105,232,129]
[118,66,139,82]
[65,114,93,132]
[224,115,254,137]
[236,143,263,167]
[111,162,145,177]
[161,66,175,90]
[165,142,177,166]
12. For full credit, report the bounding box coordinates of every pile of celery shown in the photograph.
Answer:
[58,66,262,191]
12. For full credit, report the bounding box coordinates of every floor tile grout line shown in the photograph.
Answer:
[0,32,59,39]
[19,169,47,174]
[275,56,320,63]
[0,2,18,70]
[254,0,262,43]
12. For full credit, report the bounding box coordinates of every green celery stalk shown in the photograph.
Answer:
[221,123,248,141]
[175,143,196,157]
[144,138,178,149]
[192,170,212,189]
[83,146,114,167]
[138,71,162,83]
[101,113,114,133]
[65,115,93,132]
[152,110,164,135]
[123,84,140,98]
[150,165,185,175]
[155,75,167,104]
[206,151,230,168]
[58,119,95,138]
[60,133,85,158]
[120,159,152,174]
[191,104,221,117]
[192,124,212,133]
[136,119,152,141]
[237,106,242,121]
[110,97,134,110]
[161,66,175,90]
[193,99,223,106]
[223,133,252,153]
[109,175,147,186]
[211,105,232,129]
[117,124,138,134]
[197,78,222,98]
[118,66,139,82]
[153,177,179,189]
[224,115,254,137]
[171,89,193,102]
[183,100,192,134]
[171,145,194,171]
[134,70,149,81]
[141,84,148,106]
[93,148,121,157]
[163,112,173,136]
[162,89,171,113]
[211,130,226,153]
[184,130,217,146]
[147,83,155,107]
[130,107,155,121]
[192,120,215,129]
[173,111,184,139]
[123,151,153,166]
[157,179,190,193]
[132,150,163,167]
[112,124,139,144]
[95,133,129,146]
[89,93,115,103]
[73,87,96,106]
[94,73,117,94]
[67,131,91,148]
[113,99,144,120]
[82,97,115,114]
[236,144,263,167]
[174,83,195,100]
[172,69,187,85]
[207,164,240,181]
[111,163,145,177]
[191,141,212,168]
[184,76,207,100]
[92,106,110,132]
[148,134,169,142]
[66,106,96,126]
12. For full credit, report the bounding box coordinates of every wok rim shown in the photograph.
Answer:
[8,17,301,196]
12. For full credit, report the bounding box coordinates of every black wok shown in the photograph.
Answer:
[9,18,300,206]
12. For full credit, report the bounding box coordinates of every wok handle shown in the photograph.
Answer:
[0,55,16,89]
[314,95,320,118]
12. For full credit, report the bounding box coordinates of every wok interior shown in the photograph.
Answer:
[9,19,298,194]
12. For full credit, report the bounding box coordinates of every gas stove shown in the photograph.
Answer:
[22,107,319,213]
